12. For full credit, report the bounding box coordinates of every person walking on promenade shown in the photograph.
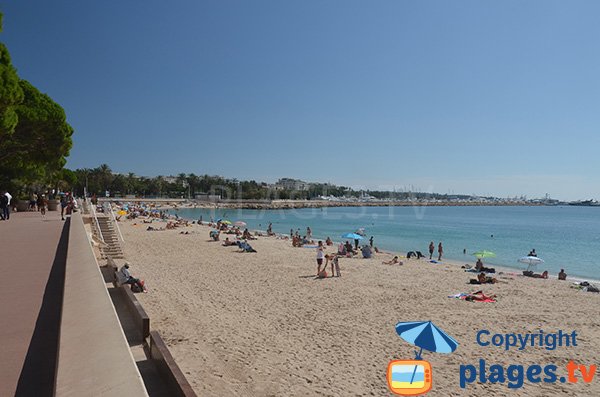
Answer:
[0,191,8,220]
[60,193,68,220]
[37,194,48,219]
[428,241,435,259]
[438,242,443,261]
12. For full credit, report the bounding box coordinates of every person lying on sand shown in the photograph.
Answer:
[222,237,237,246]
[470,272,498,284]
[463,290,497,302]
[146,226,164,231]
[382,256,402,265]
[522,270,548,279]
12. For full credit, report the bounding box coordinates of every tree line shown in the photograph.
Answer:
[69,164,468,202]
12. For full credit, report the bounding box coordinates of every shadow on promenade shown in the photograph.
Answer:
[15,218,70,396]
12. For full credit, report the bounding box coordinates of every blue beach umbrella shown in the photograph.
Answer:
[395,321,459,384]
[341,232,364,240]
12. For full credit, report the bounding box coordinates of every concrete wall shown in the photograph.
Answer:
[55,213,148,396]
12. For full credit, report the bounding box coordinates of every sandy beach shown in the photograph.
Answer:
[117,217,600,396]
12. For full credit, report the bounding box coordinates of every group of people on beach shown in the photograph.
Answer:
[316,241,341,277]
[428,241,443,261]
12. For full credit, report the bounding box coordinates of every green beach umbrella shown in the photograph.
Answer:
[472,250,496,259]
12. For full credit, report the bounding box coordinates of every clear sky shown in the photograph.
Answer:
[2,1,599,200]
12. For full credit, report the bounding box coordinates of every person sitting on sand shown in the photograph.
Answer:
[337,242,347,256]
[475,258,484,271]
[210,230,220,241]
[361,244,373,259]
[558,269,567,280]
[382,256,402,265]
[475,258,496,273]
[237,240,257,253]
[344,241,355,255]
[325,237,333,246]
[242,228,257,240]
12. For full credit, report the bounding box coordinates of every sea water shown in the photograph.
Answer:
[173,205,600,280]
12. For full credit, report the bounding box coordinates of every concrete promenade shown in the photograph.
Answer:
[0,210,67,396]
[0,210,148,396]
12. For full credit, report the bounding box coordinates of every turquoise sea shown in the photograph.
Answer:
[173,206,600,280]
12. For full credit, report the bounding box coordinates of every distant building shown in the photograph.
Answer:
[274,178,311,191]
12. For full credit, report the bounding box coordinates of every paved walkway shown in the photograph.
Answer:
[0,210,68,396]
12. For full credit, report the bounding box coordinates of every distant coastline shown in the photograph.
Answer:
[101,197,544,209]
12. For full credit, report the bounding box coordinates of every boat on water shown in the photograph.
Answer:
[568,199,600,207]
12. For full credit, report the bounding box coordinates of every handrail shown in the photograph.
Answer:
[108,202,125,242]
[90,200,105,243]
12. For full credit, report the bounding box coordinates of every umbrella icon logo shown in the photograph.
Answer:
[387,321,458,396]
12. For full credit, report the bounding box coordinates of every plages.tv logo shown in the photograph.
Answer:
[387,321,458,396]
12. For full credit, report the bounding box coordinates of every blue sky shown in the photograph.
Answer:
[2,1,599,200]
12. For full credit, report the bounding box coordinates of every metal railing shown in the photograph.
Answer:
[90,199,105,243]
[106,202,125,242]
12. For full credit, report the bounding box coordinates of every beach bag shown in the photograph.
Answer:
[131,280,145,293]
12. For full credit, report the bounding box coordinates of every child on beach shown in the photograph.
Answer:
[382,256,402,265]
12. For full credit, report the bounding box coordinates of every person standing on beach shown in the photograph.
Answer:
[369,236,374,247]
[326,254,341,277]
[307,226,312,239]
[428,241,434,259]
[438,242,443,261]
[316,240,325,275]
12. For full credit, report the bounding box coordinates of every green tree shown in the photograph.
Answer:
[0,12,24,139]
[0,80,73,187]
